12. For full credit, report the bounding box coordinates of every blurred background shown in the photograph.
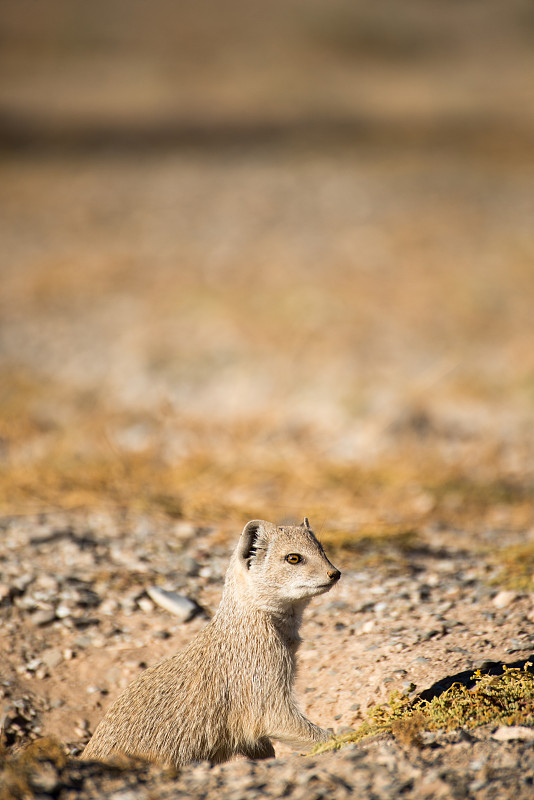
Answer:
[1,0,534,549]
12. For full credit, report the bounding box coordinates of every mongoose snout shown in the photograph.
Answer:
[82,517,340,769]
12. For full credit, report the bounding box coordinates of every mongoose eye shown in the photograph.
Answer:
[285,553,302,565]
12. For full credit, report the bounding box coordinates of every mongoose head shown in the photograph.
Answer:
[227,518,341,613]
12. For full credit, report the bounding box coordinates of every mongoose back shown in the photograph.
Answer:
[82,518,341,768]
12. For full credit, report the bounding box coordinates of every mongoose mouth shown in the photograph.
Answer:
[304,583,337,594]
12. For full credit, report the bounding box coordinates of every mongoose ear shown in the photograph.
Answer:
[302,517,312,530]
[238,520,268,569]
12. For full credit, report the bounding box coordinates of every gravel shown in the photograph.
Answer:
[1,510,534,798]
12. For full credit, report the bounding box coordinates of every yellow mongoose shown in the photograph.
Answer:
[82,518,341,768]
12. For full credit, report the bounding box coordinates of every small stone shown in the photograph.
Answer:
[0,584,11,603]
[361,620,375,634]
[74,635,92,649]
[100,597,119,615]
[506,638,533,652]
[34,574,58,592]
[420,731,438,745]
[30,608,56,626]
[12,574,34,594]
[154,629,171,640]
[469,780,487,792]
[493,725,534,741]
[41,649,63,670]
[492,590,518,609]
[55,603,72,619]
[137,596,154,613]
[147,587,199,622]
[174,521,196,539]
[181,555,200,575]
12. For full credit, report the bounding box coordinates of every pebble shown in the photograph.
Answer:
[492,590,518,609]
[137,596,155,613]
[146,587,199,622]
[0,584,11,602]
[74,635,93,649]
[493,726,534,742]
[41,649,63,669]
[30,608,56,626]
[181,555,200,575]
[100,597,119,615]
[361,620,375,634]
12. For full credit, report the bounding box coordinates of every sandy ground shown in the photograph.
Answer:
[1,511,534,798]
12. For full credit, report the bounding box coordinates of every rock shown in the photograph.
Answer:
[137,596,155,613]
[30,608,56,626]
[492,590,518,609]
[41,648,63,669]
[493,725,534,741]
[74,635,93,649]
[146,587,199,622]
[0,583,11,603]
[181,555,200,576]
[154,629,171,640]
[100,597,119,615]
[33,574,58,592]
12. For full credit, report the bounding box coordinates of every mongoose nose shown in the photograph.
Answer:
[328,569,341,582]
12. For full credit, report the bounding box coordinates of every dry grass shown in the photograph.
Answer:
[1,105,534,553]
[1,357,533,559]
[491,543,534,592]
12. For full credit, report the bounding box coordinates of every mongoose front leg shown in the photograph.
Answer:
[239,737,276,760]
[267,706,332,750]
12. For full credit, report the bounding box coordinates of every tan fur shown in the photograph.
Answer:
[82,518,341,768]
